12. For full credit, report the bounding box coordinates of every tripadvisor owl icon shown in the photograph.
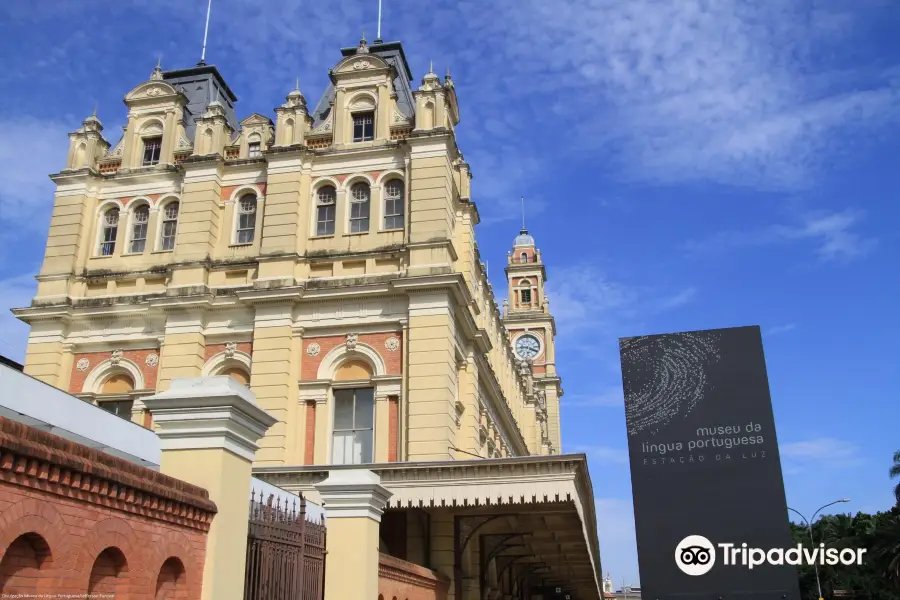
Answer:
[675,535,716,576]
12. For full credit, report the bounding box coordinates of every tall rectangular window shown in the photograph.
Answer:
[520,288,532,304]
[332,388,374,465]
[352,112,375,142]
[129,206,149,253]
[248,142,261,158]
[383,180,404,230]
[142,137,162,166]
[236,195,257,244]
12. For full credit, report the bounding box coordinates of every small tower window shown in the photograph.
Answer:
[129,205,149,253]
[352,112,375,142]
[383,179,404,230]
[99,208,120,256]
[520,252,528,263]
[160,201,179,250]
[349,182,371,233]
[520,288,532,305]
[142,137,162,166]
[316,186,336,236]
[236,194,257,244]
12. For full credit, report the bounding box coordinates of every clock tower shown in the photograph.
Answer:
[503,226,563,453]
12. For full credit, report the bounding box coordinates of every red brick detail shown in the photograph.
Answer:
[0,416,216,530]
[387,397,399,463]
[220,183,267,201]
[513,276,535,286]
[378,553,449,600]
[334,174,348,185]
[367,170,384,182]
[303,402,317,465]
[69,348,160,394]
[301,332,401,381]
[204,342,253,361]
[119,194,161,208]
[0,417,210,599]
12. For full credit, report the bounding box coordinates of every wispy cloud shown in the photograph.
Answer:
[655,287,698,311]
[567,387,625,409]
[595,497,640,585]
[683,209,877,262]
[781,437,864,470]
[573,445,629,464]
[765,323,797,336]
[0,273,37,363]
[0,118,70,232]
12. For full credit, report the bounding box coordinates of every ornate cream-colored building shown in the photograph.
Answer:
[13,37,604,599]
[14,37,563,467]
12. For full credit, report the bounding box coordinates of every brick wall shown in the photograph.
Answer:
[0,416,215,598]
[301,332,402,380]
[378,553,449,600]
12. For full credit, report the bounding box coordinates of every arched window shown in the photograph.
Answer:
[383,179,404,230]
[220,367,250,387]
[520,252,528,263]
[160,201,179,250]
[99,208,120,256]
[349,182,370,233]
[236,194,257,244]
[98,373,135,419]
[129,205,149,253]
[315,186,336,236]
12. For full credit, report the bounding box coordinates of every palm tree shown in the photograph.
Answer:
[891,451,900,504]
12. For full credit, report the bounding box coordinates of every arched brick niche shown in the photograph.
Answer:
[0,415,215,599]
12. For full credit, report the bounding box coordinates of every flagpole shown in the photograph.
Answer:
[200,0,213,64]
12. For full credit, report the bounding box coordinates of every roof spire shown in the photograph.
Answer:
[356,30,370,54]
[521,196,527,232]
[150,58,164,81]
[429,59,434,73]
[295,76,300,91]
[199,0,213,65]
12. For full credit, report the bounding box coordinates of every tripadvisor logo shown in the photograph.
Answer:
[675,535,867,576]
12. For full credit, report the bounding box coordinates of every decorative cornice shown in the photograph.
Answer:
[0,416,216,531]
[142,377,277,462]
[313,469,392,522]
[379,553,450,590]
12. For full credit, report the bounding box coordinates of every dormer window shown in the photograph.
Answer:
[142,137,162,166]
[248,141,261,158]
[352,112,375,142]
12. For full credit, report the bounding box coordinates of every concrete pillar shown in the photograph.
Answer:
[315,470,392,600]
[143,377,277,600]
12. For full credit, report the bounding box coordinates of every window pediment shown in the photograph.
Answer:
[125,81,179,102]
[332,53,390,76]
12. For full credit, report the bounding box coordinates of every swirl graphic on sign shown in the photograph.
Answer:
[620,331,723,436]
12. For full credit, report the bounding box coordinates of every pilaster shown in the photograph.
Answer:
[406,290,458,461]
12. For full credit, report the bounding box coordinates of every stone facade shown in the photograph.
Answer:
[14,37,563,468]
[0,415,215,598]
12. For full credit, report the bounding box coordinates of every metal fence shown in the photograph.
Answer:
[244,491,326,600]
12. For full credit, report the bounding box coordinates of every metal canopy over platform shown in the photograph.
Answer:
[254,454,603,600]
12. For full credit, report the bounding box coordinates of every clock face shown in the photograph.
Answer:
[515,334,541,360]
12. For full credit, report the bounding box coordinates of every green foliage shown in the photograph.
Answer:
[790,506,900,600]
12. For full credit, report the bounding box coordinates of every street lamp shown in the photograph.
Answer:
[788,499,851,600]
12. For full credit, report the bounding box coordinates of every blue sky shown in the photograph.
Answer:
[1,0,899,587]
